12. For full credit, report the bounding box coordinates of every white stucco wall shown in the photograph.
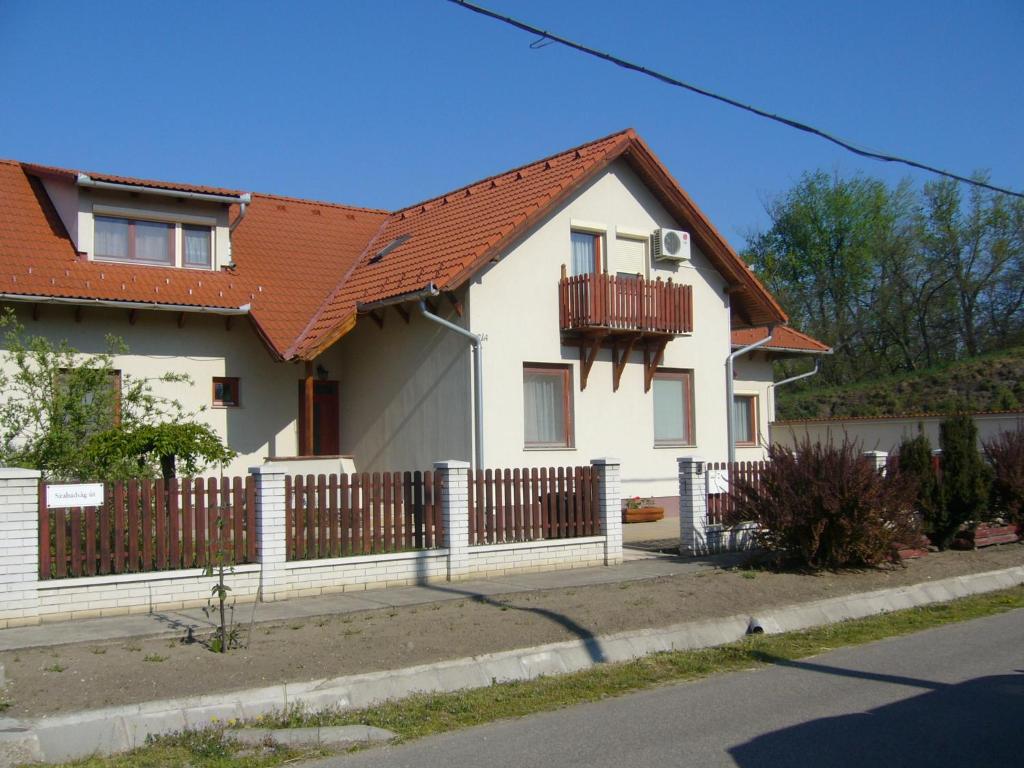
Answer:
[0,303,308,477]
[467,160,740,498]
[335,293,472,472]
[733,352,775,462]
[772,412,1024,454]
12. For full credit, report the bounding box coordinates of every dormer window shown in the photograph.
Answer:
[92,210,215,270]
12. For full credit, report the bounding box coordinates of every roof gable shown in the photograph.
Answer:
[291,129,787,359]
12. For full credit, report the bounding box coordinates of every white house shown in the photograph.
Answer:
[0,129,829,506]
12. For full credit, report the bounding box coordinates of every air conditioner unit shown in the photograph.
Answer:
[652,228,691,262]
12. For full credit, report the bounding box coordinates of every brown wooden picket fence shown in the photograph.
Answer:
[467,466,601,546]
[39,477,257,580]
[706,461,768,526]
[286,471,444,560]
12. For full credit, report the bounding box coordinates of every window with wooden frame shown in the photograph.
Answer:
[523,364,574,448]
[94,215,175,266]
[56,368,122,428]
[733,394,758,446]
[653,369,695,446]
[569,230,602,275]
[212,377,240,408]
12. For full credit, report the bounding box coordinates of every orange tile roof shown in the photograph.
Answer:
[21,161,244,198]
[2,130,794,361]
[732,325,832,354]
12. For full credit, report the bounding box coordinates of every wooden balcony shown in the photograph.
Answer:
[558,272,693,335]
[558,271,693,392]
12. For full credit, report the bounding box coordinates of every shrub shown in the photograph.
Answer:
[935,414,990,548]
[725,439,919,569]
[896,433,942,540]
[983,424,1024,525]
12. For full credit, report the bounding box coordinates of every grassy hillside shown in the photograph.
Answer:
[777,347,1024,420]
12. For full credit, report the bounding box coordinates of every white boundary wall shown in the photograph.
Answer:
[0,459,622,627]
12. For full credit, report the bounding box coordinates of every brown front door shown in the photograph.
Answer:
[298,380,340,455]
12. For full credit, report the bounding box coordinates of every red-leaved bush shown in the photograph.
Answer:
[983,425,1024,526]
[724,439,920,569]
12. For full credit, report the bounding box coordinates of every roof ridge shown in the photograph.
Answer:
[252,191,389,215]
[391,128,634,216]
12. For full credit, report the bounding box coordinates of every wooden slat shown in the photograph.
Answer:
[433,469,444,545]
[55,504,67,578]
[233,476,245,563]
[402,471,414,550]
[219,476,231,561]
[371,472,382,554]
[193,478,207,567]
[530,467,541,540]
[293,475,305,559]
[556,466,566,539]
[168,479,180,569]
[141,480,153,571]
[411,471,424,549]
[424,470,435,548]
[382,472,393,552]
[69,506,82,576]
[484,469,494,544]
[304,474,316,560]
[113,482,126,573]
[361,472,372,554]
[512,468,523,542]
[154,479,166,570]
[339,474,351,556]
[206,477,219,563]
[317,474,328,559]
[82,504,96,576]
[99,485,111,575]
[246,475,257,562]
[329,474,340,558]
[38,484,50,580]
[351,473,363,555]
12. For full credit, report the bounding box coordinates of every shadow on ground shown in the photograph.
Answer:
[730,656,1024,767]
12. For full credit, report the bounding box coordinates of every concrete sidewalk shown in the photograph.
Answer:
[0,547,741,652]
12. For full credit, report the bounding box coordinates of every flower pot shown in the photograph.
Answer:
[622,506,665,524]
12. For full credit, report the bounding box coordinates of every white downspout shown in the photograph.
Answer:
[418,300,484,470]
[727,326,775,463]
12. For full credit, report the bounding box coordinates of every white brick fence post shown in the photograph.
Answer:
[591,458,622,565]
[863,450,889,474]
[678,456,708,556]
[250,465,288,601]
[0,468,42,628]
[436,460,470,581]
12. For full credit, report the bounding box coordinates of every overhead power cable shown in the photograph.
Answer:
[448,0,1023,200]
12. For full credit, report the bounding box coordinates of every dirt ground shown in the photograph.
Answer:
[2,544,1022,718]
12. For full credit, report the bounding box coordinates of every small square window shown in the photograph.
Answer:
[213,377,240,407]
[653,369,695,446]
[733,395,758,445]
[523,364,574,448]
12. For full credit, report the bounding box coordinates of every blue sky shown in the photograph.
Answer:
[1,0,1020,247]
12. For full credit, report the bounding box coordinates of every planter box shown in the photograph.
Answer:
[895,533,930,561]
[623,506,665,524]
[951,523,1021,550]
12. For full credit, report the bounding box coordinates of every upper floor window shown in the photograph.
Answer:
[94,215,214,270]
[95,216,174,266]
[570,230,602,276]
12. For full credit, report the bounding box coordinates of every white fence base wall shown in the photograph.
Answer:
[0,460,622,627]
[36,565,263,623]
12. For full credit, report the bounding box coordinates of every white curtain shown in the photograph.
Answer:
[183,225,211,267]
[654,377,686,443]
[733,396,753,443]
[524,372,565,444]
[94,217,129,259]
[134,221,172,263]
[570,232,595,276]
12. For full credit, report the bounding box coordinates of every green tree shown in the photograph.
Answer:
[897,432,942,539]
[934,414,991,548]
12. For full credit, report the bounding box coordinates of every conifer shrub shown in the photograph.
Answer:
[934,415,991,548]
[725,439,919,569]
[983,424,1024,527]
[896,433,942,541]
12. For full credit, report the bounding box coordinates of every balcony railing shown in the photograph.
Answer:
[559,273,693,334]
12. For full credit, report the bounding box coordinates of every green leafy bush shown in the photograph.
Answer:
[934,414,991,548]
[725,439,919,569]
[983,424,1024,526]
[896,433,942,540]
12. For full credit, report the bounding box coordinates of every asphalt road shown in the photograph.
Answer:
[308,609,1024,767]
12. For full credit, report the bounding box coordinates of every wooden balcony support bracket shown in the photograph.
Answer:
[394,304,411,324]
[126,308,137,325]
[579,333,605,391]
[445,291,464,317]
[642,337,670,392]
[369,309,384,329]
[177,312,186,329]
[31,303,40,321]
[225,315,233,332]
[611,336,638,392]
[74,306,83,323]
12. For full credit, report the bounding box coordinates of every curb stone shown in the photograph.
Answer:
[3,564,1023,766]
[233,725,396,747]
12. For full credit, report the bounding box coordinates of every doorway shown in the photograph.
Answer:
[297,379,340,455]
